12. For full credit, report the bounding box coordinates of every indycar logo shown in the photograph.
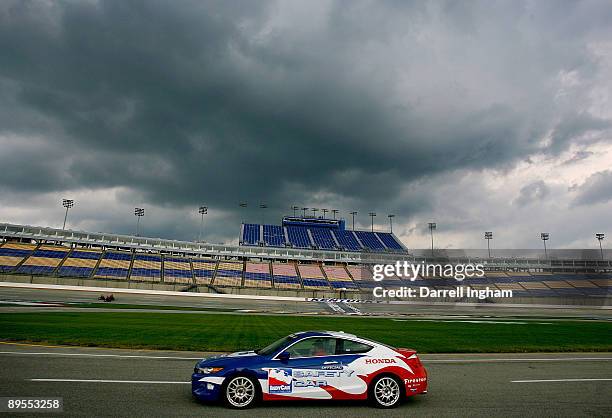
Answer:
[268,368,292,393]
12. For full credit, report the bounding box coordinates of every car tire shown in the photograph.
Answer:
[369,375,403,409]
[222,375,258,409]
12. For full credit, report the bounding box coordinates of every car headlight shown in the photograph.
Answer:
[194,366,224,374]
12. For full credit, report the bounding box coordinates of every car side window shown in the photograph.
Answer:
[286,338,336,358]
[337,339,373,354]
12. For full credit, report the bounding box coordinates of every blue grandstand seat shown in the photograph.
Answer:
[0,245,37,272]
[376,233,403,250]
[302,278,328,288]
[287,226,312,248]
[105,252,132,261]
[70,250,101,259]
[32,250,66,258]
[15,245,69,275]
[309,227,338,250]
[244,272,272,280]
[215,269,243,277]
[58,249,102,278]
[333,230,362,251]
[355,281,378,289]
[273,275,301,287]
[355,231,385,251]
[95,251,132,279]
[163,269,193,278]
[131,268,161,277]
[57,266,93,277]
[242,224,260,245]
[134,254,161,262]
[263,225,285,247]
[95,267,129,278]
[0,248,36,258]
[193,269,214,278]
[17,266,56,275]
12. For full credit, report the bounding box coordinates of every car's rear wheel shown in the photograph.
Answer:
[370,375,402,408]
[223,376,257,409]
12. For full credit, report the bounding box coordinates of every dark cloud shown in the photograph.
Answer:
[0,0,611,243]
[514,180,550,207]
[561,150,594,165]
[573,170,612,206]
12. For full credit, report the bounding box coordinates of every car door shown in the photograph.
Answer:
[330,338,375,396]
[277,337,338,399]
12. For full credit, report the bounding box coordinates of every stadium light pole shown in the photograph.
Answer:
[332,209,339,220]
[322,208,328,218]
[312,208,319,218]
[541,232,550,258]
[259,203,267,225]
[369,212,376,232]
[291,206,299,217]
[302,207,308,217]
[350,211,357,230]
[388,214,395,233]
[428,222,437,256]
[239,202,247,223]
[485,231,493,258]
[134,208,145,236]
[61,199,74,230]
[596,233,605,260]
[198,206,207,242]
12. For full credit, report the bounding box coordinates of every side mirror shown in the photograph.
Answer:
[278,351,290,363]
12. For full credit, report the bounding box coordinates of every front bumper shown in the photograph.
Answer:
[191,373,224,402]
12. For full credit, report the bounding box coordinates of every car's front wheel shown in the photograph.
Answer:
[369,375,402,408]
[223,375,258,409]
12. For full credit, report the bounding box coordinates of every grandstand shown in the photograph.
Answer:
[239,216,406,253]
[0,222,610,304]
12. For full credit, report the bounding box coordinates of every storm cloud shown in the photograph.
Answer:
[0,0,611,247]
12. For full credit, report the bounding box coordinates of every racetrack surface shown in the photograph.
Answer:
[1,286,610,320]
[0,343,610,417]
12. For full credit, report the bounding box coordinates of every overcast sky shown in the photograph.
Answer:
[0,0,611,249]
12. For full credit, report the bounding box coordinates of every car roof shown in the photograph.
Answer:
[292,330,358,339]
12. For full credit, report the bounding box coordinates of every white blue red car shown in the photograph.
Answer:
[192,330,428,409]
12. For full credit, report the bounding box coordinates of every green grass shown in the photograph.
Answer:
[0,302,237,312]
[1,311,610,353]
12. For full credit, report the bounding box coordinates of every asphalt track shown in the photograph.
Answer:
[1,286,610,320]
[0,343,610,417]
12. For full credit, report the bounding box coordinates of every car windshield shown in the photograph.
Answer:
[255,335,296,356]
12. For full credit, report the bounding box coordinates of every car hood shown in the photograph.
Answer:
[196,350,260,367]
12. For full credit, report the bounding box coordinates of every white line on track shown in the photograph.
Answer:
[0,351,202,360]
[511,378,612,383]
[30,379,190,384]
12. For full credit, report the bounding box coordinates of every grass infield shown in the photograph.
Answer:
[1,311,610,353]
